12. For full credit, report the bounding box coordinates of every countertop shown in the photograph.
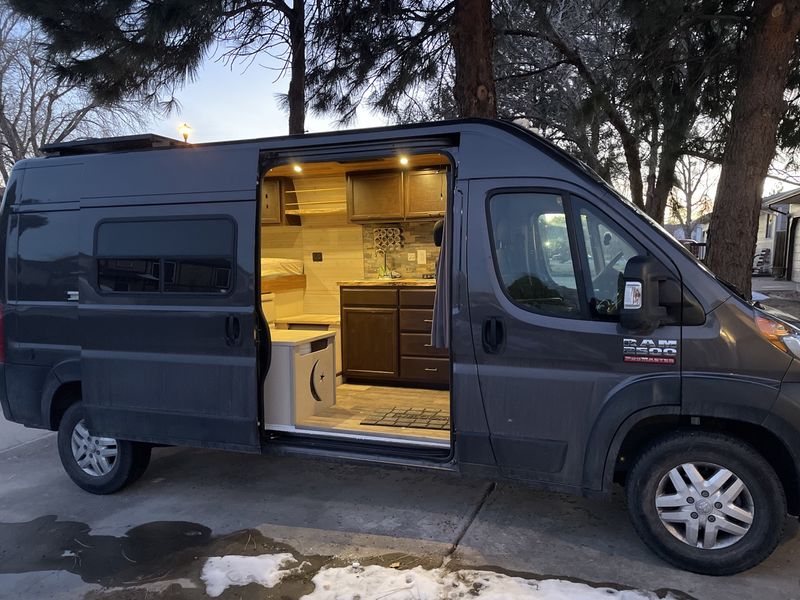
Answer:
[274,314,340,326]
[269,329,336,346]
[338,279,436,288]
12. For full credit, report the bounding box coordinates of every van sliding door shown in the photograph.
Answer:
[79,200,260,451]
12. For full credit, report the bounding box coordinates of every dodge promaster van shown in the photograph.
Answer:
[2,119,799,576]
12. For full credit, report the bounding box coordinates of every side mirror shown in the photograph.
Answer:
[620,255,668,332]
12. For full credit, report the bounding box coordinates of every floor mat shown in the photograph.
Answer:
[360,407,450,431]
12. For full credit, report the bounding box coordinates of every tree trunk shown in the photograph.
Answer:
[706,0,800,297]
[647,143,682,223]
[450,0,497,118]
[287,1,306,135]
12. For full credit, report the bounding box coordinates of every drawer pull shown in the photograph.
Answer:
[424,367,438,372]
[423,319,433,323]
[424,344,432,348]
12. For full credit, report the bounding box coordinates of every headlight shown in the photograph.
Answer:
[755,313,800,358]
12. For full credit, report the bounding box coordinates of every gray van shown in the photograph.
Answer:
[1,119,798,576]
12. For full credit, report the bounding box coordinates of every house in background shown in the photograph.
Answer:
[663,213,711,243]
[758,188,796,278]
[663,214,711,260]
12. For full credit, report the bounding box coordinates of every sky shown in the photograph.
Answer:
[144,53,388,144]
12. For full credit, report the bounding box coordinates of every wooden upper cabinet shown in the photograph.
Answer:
[261,177,283,224]
[404,169,446,219]
[347,171,404,222]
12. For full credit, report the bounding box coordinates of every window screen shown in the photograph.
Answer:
[96,218,235,294]
[489,192,581,317]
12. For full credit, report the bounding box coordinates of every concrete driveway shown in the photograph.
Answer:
[0,433,799,599]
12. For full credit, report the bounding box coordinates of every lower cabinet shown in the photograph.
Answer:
[341,285,448,387]
[341,307,399,379]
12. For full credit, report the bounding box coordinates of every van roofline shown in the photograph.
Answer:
[37,117,611,194]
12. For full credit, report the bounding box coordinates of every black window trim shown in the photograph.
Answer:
[93,215,238,298]
[485,187,590,321]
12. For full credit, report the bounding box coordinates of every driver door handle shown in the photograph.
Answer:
[482,317,505,354]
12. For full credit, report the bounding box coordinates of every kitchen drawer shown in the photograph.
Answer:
[341,287,398,307]
[399,288,436,308]
[401,333,448,358]
[401,357,449,384]
[399,309,434,332]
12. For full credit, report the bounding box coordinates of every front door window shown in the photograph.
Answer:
[489,192,581,318]
[488,190,648,322]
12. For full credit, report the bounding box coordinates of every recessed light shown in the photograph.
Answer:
[293,164,303,173]
[399,156,409,166]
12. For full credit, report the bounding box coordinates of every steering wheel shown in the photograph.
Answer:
[592,251,625,296]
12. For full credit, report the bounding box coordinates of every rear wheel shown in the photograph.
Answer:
[626,431,786,575]
[57,402,151,494]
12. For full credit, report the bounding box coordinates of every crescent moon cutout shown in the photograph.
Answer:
[310,359,323,402]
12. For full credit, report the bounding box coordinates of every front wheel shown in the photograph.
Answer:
[626,431,786,575]
[57,402,151,494]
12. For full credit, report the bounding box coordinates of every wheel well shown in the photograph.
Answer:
[48,381,82,431]
[615,415,800,515]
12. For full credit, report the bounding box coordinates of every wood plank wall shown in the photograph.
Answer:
[261,175,364,315]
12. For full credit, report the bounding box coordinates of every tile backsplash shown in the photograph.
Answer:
[362,221,441,278]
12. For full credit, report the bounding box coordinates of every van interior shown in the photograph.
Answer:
[258,152,451,449]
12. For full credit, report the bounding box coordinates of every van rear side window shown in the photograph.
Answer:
[95,218,235,294]
[17,210,78,301]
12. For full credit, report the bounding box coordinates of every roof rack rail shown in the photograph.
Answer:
[40,133,182,156]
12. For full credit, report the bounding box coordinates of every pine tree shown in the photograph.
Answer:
[306,0,497,122]
[706,0,800,296]
[9,0,310,134]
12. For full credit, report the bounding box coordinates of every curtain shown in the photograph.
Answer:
[432,210,450,348]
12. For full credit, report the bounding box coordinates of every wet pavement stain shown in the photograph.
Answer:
[0,517,695,599]
[0,516,214,586]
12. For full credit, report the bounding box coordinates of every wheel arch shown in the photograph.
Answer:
[40,359,81,431]
[610,414,800,515]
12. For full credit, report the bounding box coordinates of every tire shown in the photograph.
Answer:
[57,402,151,494]
[626,430,786,575]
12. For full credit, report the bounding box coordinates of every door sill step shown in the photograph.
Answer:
[265,424,450,449]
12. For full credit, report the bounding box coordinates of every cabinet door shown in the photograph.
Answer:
[342,307,399,379]
[404,169,446,219]
[347,172,404,222]
[261,178,282,224]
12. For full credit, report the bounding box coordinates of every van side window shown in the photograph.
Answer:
[488,192,581,317]
[95,218,235,294]
[577,202,644,319]
[17,210,78,301]
[97,259,160,292]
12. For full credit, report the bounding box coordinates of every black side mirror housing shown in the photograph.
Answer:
[620,255,668,333]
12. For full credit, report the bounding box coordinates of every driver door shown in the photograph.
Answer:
[467,180,681,487]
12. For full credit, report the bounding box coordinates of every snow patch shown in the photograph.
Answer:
[301,563,667,599]
[200,554,674,600]
[201,553,297,597]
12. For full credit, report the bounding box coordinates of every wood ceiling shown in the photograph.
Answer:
[267,153,449,178]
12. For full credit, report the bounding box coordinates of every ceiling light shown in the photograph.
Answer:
[399,156,409,166]
[293,164,303,173]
